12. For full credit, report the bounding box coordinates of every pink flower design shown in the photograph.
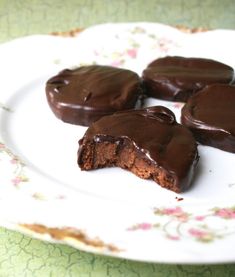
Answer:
[137,223,152,230]
[195,216,205,221]
[0,143,5,149]
[110,60,124,67]
[188,228,213,242]
[11,177,21,186]
[157,38,176,53]
[189,228,206,237]
[11,158,18,164]
[128,205,235,243]
[127,222,155,231]
[126,49,137,59]
[162,207,183,215]
[214,208,235,219]
[155,207,189,222]
[11,175,28,186]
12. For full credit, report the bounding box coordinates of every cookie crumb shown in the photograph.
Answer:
[175,197,184,201]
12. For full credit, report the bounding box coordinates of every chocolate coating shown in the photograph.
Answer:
[46,65,143,126]
[78,106,199,192]
[181,84,235,153]
[142,56,234,102]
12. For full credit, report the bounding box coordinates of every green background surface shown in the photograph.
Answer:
[1,0,235,43]
[1,227,235,277]
[1,0,235,276]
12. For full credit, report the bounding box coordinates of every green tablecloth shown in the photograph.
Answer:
[1,227,235,277]
[1,1,235,276]
[1,0,235,43]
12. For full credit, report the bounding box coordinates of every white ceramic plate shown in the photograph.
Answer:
[1,22,235,264]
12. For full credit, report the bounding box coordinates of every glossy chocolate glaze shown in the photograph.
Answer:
[181,84,235,153]
[142,56,234,102]
[46,65,143,126]
[78,106,199,192]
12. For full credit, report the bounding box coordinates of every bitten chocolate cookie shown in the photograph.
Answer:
[46,65,144,126]
[142,56,234,102]
[78,106,199,193]
[181,84,235,153]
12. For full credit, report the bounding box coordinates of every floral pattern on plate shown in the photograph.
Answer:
[0,141,28,188]
[128,206,235,243]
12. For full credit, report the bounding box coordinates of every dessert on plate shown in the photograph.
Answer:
[181,84,235,153]
[142,56,234,102]
[46,65,144,126]
[78,106,199,193]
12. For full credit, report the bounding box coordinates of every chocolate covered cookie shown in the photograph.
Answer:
[78,106,199,193]
[181,84,235,153]
[142,56,234,102]
[46,65,143,126]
